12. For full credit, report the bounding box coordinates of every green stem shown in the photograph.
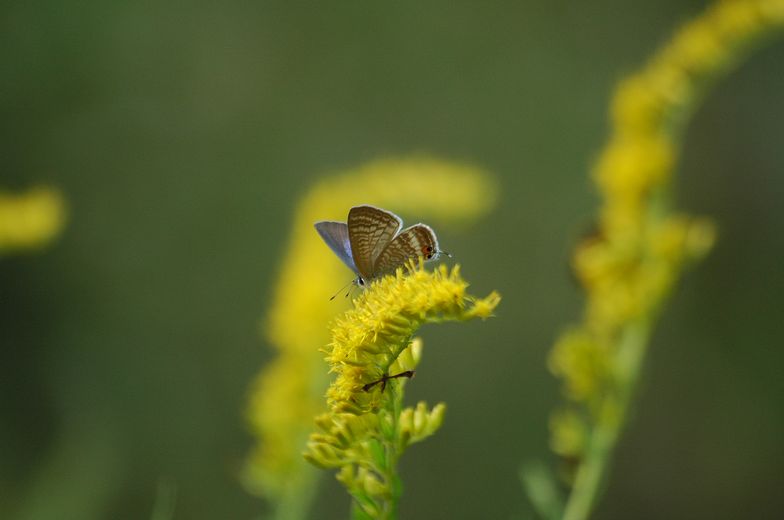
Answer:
[358,342,409,520]
[381,380,404,519]
[557,6,784,520]
[562,320,651,520]
[349,338,414,520]
[273,467,319,520]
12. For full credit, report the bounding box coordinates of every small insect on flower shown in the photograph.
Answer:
[361,370,416,392]
[314,205,449,296]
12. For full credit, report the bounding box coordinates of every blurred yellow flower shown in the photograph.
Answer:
[0,187,66,253]
[540,2,784,519]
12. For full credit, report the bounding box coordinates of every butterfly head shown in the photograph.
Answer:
[426,245,452,260]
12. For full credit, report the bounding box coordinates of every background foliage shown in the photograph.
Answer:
[2,1,783,519]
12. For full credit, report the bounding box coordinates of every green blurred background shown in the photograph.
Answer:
[2,0,783,518]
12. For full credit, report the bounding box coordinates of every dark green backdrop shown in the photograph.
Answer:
[2,1,783,518]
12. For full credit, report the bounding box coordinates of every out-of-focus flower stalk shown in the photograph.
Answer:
[533,2,784,519]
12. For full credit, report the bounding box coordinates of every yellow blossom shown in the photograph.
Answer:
[323,262,500,416]
[538,3,784,519]
[594,134,675,201]
[0,187,66,253]
[304,263,499,517]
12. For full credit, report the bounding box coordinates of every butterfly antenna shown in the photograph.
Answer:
[329,279,355,301]
[346,280,363,299]
[438,249,453,258]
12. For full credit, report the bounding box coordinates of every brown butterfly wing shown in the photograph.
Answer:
[374,224,439,276]
[347,205,403,279]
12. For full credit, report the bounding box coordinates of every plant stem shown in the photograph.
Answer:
[562,320,651,520]
[381,381,404,519]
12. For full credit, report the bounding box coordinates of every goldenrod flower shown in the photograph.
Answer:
[536,2,784,520]
[0,187,66,253]
[323,262,499,416]
[243,157,497,518]
[304,261,500,518]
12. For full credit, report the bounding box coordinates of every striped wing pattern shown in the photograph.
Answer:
[374,224,439,276]
[347,205,402,279]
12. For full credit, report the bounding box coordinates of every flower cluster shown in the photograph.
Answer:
[243,156,497,516]
[304,262,500,518]
[539,2,784,519]
[0,186,66,253]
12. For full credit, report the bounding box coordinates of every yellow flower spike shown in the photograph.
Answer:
[243,156,498,516]
[322,263,498,416]
[305,261,499,518]
[611,74,667,134]
[643,61,692,112]
[715,0,764,39]
[594,134,675,199]
[0,186,66,253]
[536,3,784,520]
[670,18,728,71]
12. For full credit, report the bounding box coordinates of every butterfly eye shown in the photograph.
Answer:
[425,246,434,258]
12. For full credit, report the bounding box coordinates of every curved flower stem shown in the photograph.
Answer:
[546,3,784,519]
[383,387,404,519]
[349,383,403,520]
[349,345,410,520]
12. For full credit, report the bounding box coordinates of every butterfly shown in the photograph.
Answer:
[314,205,447,291]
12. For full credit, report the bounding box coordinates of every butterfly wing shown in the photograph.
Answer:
[314,221,359,274]
[347,205,403,279]
[374,224,439,276]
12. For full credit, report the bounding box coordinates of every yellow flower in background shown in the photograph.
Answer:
[532,2,784,520]
[243,156,497,518]
[0,187,66,253]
